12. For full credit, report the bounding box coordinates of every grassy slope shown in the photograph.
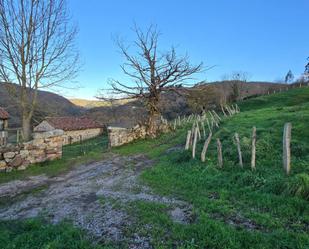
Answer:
[0,88,308,248]
[114,87,309,249]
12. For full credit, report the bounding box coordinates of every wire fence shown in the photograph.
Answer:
[62,135,109,159]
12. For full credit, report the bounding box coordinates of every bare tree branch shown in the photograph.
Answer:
[0,0,80,140]
[101,24,203,136]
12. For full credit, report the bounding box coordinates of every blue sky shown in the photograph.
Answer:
[67,0,309,99]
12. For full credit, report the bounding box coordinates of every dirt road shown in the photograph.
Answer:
[0,153,191,248]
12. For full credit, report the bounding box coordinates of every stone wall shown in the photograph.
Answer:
[108,124,170,147]
[0,129,64,172]
[62,128,103,145]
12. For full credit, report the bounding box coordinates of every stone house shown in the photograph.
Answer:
[34,117,103,145]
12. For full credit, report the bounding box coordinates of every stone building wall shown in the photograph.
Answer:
[108,124,170,147]
[62,128,103,145]
[0,129,64,172]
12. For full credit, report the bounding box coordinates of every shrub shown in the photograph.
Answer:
[285,173,309,200]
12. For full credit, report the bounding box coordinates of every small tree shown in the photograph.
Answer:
[285,70,294,84]
[223,71,250,102]
[186,83,218,113]
[107,25,203,137]
[304,57,309,81]
[0,0,79,141]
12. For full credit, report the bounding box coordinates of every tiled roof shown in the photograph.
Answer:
[0,107,9,119]
[45,116,102,131]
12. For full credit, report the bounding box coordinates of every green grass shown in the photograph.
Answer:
[0,135,109,184]
[0,219,113,249]
[115,87,309,248]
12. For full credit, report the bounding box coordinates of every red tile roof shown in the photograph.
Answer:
[0,107,9,119]
[45,117,102,131]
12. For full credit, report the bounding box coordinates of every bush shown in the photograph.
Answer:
[285,173,309,200]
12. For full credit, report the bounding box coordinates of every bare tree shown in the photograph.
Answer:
[106,25,203,137]
[0,0,79,141]
[186,83,218,113]
[223,71,250,102]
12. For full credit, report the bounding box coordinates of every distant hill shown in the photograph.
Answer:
[0,83,83,128]
[70,98,134,109]
[85,81,288,128]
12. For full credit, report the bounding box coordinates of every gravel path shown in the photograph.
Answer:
[0,153,192,248]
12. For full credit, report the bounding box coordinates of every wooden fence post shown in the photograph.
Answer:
[212,110,221,122]
[192,127,198,159]
[206,118,211,133]
[221,105,227,117]
[201,132,212,162]
[185,130,192,150]
[226,106,232,116]
[196,121,201,140]
[201,121,206,139]
[217,138,223,168]
[251,127,256,170]
[209,112,219,128]
[190,123,195,147]
[283,123,292,175]
[234,133,243,168]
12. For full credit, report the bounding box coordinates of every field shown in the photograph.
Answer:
[0,87,308,249]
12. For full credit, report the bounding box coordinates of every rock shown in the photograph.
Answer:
[0,160,7,169]
[46,148,58,154]
[19,150,29,158]
[4,151,16,159]
[9,155,23,168]
[32,138,44,146]
[17,165,27,171]
[24,160,30,166]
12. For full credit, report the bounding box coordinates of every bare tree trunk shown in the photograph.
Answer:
[0,0,79,141]
[217,138,223,168]
[147,98,160,137]
[22,115,32,142]
[283,123,292,175]
[234,133,243,168]
[251,127,256,170]
[201,132,212,162]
